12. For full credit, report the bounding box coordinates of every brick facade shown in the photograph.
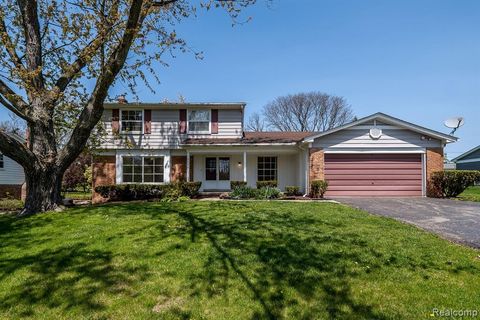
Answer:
[426,147,444,197]
[309,148,324,182]
[0,185,22,199]
[92,156,116,204]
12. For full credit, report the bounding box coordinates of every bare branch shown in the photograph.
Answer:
[0,78,30,120]
[0,13,25,72]
[0,129,35,170]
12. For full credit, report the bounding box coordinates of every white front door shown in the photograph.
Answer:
[203,157,230,190]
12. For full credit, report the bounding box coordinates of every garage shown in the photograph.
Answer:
[324,153,423,197]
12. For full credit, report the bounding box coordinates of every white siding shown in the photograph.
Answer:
[312,124,443,149]
[99,108,243,150]
[0,155,25,185]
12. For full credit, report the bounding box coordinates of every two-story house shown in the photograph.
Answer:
[92,101,456,202]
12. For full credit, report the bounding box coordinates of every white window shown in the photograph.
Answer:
[121,110,143,133]
[122,156,164,183]
[257,156,277,181]
[0,154,3,169]
[188,110,210,133]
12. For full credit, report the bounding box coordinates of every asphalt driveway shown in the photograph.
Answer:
[336,198,480,248]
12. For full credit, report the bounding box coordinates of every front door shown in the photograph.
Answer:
[204,157,230,190]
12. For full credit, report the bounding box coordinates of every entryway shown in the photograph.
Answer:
[203,157,230,191]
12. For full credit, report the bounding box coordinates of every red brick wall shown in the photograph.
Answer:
[309,148,325,182]
[426,147,444,197]
[92,156,116,204]
[0,185,22,199]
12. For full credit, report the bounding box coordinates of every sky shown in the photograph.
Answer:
[1,0,479,159]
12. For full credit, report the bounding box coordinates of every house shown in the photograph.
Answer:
[452,146,480,170]
[0,133,26,199]
[92,102,456,202]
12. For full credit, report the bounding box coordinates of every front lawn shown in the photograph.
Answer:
[0,201,478,319]
[458,186,480,202]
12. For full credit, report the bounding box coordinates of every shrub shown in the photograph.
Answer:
[230,180,247,190]
[310,180,328,198]
[285,186,300,196]
[94,181,202,202]
[256,180,278,189]
[428,170,480,198]
[256,187,282,199]
[230,186,258,199]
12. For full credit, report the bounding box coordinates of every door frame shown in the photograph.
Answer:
[203,156,231,190]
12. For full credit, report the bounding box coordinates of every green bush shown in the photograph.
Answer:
[285,186,300,196]
[256,180,278,189]
[230,181,247,190]
[230,186,258,199]
[428,170,480,198]
[256,187,282,200]
[95,181,202,202]
[310,180,328,198]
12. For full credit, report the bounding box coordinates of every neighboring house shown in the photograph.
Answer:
[452,146,480,170]
[92,102,456,202]
[0,133,26,199]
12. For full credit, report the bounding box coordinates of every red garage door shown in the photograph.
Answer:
[324,154,423,197]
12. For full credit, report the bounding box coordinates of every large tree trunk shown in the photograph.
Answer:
[20,167,64,216]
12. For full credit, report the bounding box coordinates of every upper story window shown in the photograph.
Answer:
[0,154,3,169]
[121,110,143,133]
[188,110,210,134]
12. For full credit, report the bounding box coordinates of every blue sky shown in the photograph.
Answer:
[1,0,478,159]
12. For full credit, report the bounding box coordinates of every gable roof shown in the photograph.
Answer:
[452,145,480,162]
[303,112,457,143]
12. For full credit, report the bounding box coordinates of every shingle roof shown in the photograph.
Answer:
[183,131,316,145]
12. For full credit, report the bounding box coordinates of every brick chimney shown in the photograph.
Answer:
[117,95,128,104]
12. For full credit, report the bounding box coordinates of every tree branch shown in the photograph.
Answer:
[58,0,148,168]
[0,78,30,120]
[17,0,44,92]
[0,13,25,72]
[0,129,35,170]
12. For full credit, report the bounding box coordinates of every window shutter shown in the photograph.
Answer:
[144,110,152,134]
[211,109,219,134]
[179,109,187,134]
[112,109,119,134]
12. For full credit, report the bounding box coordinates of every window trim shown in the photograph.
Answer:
[204,156,230,181]
[121,155,165,184]
[120,109,144,134]
[257,156,278,181]
[187,109,211,134]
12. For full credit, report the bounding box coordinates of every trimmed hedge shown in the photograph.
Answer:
[310,180,328,198]
[230,181,247,190]
[256,180,278,189]
[428,170,480,198]
[229,186,282,200]
[285,186,300,196]
[95,181,201,202]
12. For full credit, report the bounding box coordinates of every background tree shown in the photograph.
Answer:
[62,152,92,193]
[245,112,265,132]
[262,91,354,132]
[0,0,257,215]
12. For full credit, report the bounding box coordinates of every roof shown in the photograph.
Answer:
[104,102,246,109]
[183,131,315,146]
[452,145,480,162]
[303,112,458,143]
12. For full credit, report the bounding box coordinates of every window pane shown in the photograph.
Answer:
[144,165,153,174]
[123,174,132,183]
[144,175,153,183]
[189,122,209,132]
[133,174,142,183]
[123,166,133,174]
[189,110,210,121]
[154,174,164,183]
[123,157,133,165]
[219,157,230,181]
[205,157,217,180]
[133,157,142,165]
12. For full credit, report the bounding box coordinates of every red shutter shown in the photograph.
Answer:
[144,110,152,134]
[211,109,219,134]
[179,109,187,134]
[112,109,119,134]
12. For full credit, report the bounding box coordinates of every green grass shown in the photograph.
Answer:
[458,186,480,202]
[0,201,479,319]
[62,191,91,200]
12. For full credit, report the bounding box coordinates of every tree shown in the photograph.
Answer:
[62,152,92,193]
[0,0,256,215]
[262,91,354,132]
[245,112,265,132]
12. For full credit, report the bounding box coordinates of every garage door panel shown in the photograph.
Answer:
[324,153,423,197]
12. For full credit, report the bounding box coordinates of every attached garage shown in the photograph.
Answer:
[324,153,423,197]
[305,113,457,197]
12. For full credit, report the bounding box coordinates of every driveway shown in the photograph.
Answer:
[336,198,480,248]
